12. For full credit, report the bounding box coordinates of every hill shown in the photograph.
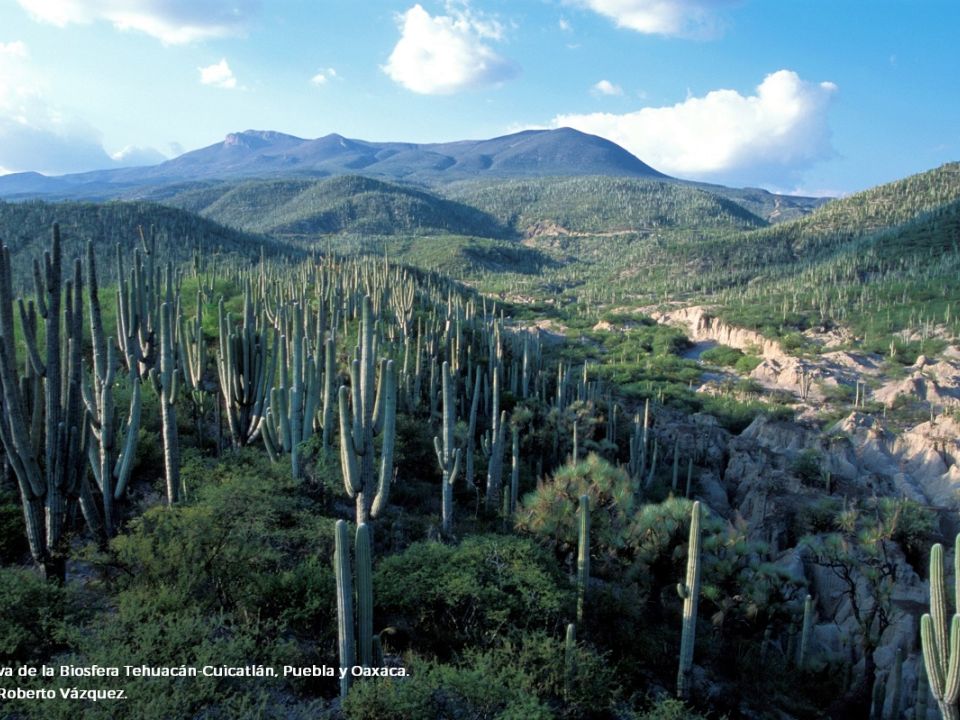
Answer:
[155,176,511,238]
[0,200,294,289]
[443,176,769,235]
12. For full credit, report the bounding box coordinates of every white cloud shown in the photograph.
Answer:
[572,0,735,38]
[0,40,165,174]
[0,41,28,58]
[311,67,337,86]
[551,70,838,184]
[592,79,622,96]
[199,59,237,89]
[110,145,167,166]
[14,0,257,44]
[383,3,518,95]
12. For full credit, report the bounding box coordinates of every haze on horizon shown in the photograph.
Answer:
[0,0,957,196]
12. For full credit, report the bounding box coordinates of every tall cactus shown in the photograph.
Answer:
[334,520,355,700]
[677,500,702,700]
[798,593,814,669]
[921,536,960,720]
[338,295,396,525]
[577,494,590,624]
[434,360,461,535]
[152,302,180,504]
[263,303,336,478]
[355,522,374,668]
[217,287,276,448]
[0,226,89,580]
[83,241,141,535]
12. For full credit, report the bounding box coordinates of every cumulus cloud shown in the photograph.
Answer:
[0,40,164,174]
[110,145,167,167]
[383,3,517,95]
[15,0,257,44]
[199,59,237,89]
[572,0,735,38]
[311,68,337,86]
[592,79,622,96]
[551,70,838,184]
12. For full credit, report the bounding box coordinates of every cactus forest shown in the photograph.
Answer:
[1,7,959,718]
[1,162,959,720]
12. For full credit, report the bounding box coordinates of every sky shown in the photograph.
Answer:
[0,0,957,195]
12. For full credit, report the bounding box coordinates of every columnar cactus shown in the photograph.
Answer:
[798,594,814,669]
[83,241,141,535]
[355,522,374,668]
[339,295,397,525]
[0,226,89,580]
[677,500,702,700]
[434,360,461,535]
[263,303,336,478]
[577,494,590,624]
[334,520,355,700]
[217,287,276,448]
[152,302,180,504]
[920,536,960,720]
[564,623,576,700]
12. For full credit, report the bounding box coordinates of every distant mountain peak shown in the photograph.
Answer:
[0,127,670,199]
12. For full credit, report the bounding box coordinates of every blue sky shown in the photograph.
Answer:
[0,0,956,195]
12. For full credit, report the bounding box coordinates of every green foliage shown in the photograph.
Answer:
[699,344,745,367]
[790,449,823,485]
[110,449,337,637]
[344,632,617,720]
[0,567,72,664]
[374,534,572,657]
[629,698,711,720]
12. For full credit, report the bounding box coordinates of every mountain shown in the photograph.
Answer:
[0,128,667,201]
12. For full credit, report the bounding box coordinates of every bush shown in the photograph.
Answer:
[374,534,571,657]
[699,344,744,367]
[0,566,71,664]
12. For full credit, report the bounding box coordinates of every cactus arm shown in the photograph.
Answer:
[371,360,395,519]
[339,386,361,496]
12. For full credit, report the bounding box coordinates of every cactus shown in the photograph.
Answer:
[355,522,374,668]
[677,500,702,700]
[0,226,89,580]
[671,435,680,492]
[576,494,590,624]
[216,287,276,448]
[82,241,141,535]
[798,594,814,669]
[482,364,507,513]
[508,423,519,517]
[152,302,180,504]
[434,360,462,535]
[564,623,576,700]
[339,295,396,525]
[920,536,960,720]
[334,520,355,700]
[263,303,336,478]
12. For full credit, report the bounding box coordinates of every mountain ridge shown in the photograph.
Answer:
[0,128,668,200]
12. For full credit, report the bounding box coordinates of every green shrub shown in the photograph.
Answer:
[374,535,571,657]
[0,566,71,664]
